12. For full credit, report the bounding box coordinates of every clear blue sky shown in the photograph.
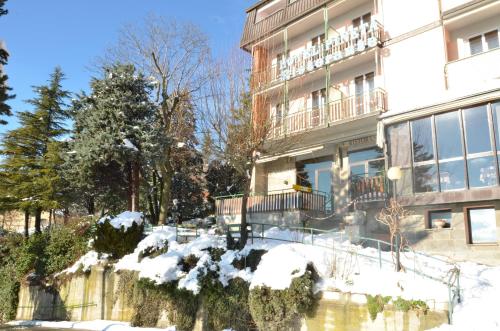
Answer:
[0,0,254,134]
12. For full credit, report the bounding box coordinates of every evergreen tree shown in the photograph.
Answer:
[0,67,70,234]
[65,64,159,215]
[0,0,14,124]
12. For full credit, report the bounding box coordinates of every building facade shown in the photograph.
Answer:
[216,0,500,264]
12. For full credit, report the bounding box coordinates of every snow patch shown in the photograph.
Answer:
[98,211,143,230]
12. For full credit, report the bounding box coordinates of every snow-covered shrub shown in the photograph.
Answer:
[138,239,168,262]
[132,279,199,331]
[248,263,319,330]
[179,254,199,273]
[93,214,144,259]
[232,249,267,272]
[199,273,254,331]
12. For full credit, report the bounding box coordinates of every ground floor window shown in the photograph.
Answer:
[465,207,497,244]
[427,209,452,229]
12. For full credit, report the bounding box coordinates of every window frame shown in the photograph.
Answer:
[464,205,498,245]
[467,29,500,57]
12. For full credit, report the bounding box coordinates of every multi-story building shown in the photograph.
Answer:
[216,0,500,264]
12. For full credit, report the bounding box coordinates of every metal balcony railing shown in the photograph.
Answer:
[270,88,386,138]
[251,20,384,90]
[350,173,388,202]
[215,190,326,216]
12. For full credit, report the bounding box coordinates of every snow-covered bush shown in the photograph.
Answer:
[93,212,144,259]
[132,279,199,331]
[248,264,319,330]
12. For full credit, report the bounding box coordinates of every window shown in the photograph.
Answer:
[411,117,438,192]
[387,99,500,195]
[485,30,499,50]
[468,30,499,56]
[311,34,325,48]
[310,88,325,126]
[296,158,333,211]
[466,207,497,244]
[435,111,466,191]
[349,147,384,178]
[255,0,286,23]
[469,35,483,55]
[352,13,371,28]
[427,210,452,229]
[354,72,374,115]
[463,105,496,188]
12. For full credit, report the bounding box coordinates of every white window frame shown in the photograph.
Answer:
[466,29,500,57]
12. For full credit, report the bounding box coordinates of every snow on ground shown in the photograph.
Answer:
[49,221,500,330]
[58,251,109,275]
[8,320,175,331]
[427,262,500,330]
[98,211,143,230]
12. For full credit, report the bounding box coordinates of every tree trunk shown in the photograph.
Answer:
[159,147,173,224]
[147,193,157,225]
[127,161,141,212]
[85,195,95,215]
[63,208,69,225]
[34,208,42,234]
[48,209,53,227]
[239,180,251,249]
[24,210,30,238]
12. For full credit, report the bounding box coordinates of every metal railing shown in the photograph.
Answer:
[226,222,461,324]
[350,173,388,202]
[214,190,327,216]
[270,88,386,138]
[251,20,384,89]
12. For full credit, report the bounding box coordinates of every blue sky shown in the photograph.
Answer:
[0,0,254,134]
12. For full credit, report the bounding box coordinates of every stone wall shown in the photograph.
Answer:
[16,268,449,331]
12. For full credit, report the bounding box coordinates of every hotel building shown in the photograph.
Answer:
[216,0,500,264]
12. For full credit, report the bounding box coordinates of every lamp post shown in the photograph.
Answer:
[387,166,402,271]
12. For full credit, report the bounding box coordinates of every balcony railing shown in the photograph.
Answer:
[242,0,326,48]
[350,174,388,202]
[215,191,326,216]
[251,21,384,90]
[270,88,386,138]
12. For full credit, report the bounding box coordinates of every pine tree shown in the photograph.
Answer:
[0,68,70,234]
[0,0,14,124]
[65,64,159,215]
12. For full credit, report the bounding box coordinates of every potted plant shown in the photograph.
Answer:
[433,219,448,229]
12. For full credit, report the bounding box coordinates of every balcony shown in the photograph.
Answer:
[215,191,326,216]
[350,174,388,202]
[241,0,327,49]
[445,47,500,94]
[251,20,384,90]
[270,88,386,138]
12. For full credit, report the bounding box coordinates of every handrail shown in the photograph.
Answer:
[228,222,461,323]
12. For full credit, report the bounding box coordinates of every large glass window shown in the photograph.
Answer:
[435,111,466,191]
[467,207,497,244]
[464,105,496,188]
[387,100,500,195]
[411,117,438,192]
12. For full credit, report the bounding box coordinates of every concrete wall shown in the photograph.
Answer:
[359,200,500,265]
[16,269,448,331]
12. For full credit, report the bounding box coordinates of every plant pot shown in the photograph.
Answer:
[434,219,447,229]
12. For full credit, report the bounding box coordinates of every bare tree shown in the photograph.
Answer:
[376,198,411,271]
[201,49,290,248]
[100,16,211,222]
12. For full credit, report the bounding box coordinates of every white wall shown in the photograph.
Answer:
[381,0,440,39]
[382,27,448,114]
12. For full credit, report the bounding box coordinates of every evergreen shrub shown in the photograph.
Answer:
[93,219,143,259]
[248,264,319,330]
